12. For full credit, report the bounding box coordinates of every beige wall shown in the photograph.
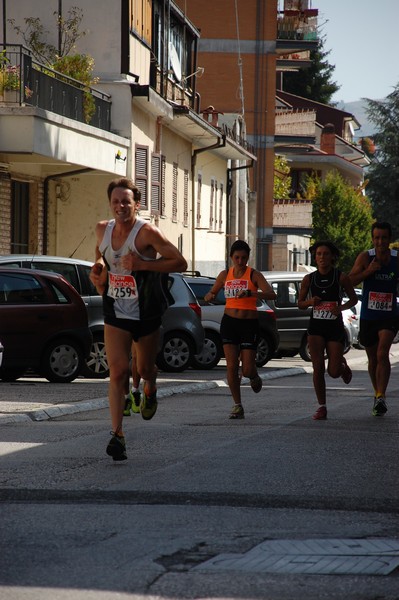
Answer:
[193,152,228,276]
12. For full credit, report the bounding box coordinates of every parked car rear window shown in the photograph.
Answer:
[47,281,70,304]
[0,272,46,304]
[190,282,226,304]
[272,281,300,307]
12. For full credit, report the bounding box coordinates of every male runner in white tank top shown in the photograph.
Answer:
[90,178,187,461]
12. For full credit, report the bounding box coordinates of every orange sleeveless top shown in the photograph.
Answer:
[225,266,258,311]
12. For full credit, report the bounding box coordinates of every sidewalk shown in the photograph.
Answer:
[1,348,398,424]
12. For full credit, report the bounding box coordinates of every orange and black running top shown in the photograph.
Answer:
[225,266,257,311]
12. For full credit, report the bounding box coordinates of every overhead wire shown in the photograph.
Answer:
[234,0,245,116]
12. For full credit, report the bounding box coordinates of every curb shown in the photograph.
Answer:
[0,366,313,424]
[1,349,398,424]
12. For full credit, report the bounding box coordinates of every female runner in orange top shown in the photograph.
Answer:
[204,240,276,419]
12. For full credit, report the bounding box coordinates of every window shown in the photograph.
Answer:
[11,181,29,253]
[151,153,161,215]
[183,169,189,227]
[0,272,46,304]
[131,0,151,44]
[196,174,202,228]
[218,183,224,231]
[161,155,166,216]
[172,163,178,222]
[30,261,80,292]
[135,145,148,209]
[209,179,215,230]
[272,281,299,307]
[189,282,226,306]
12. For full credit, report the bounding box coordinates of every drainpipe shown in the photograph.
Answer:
[43,168,93,254]
[2,0,6,45]
[191,135,226,272]
[58,0,62,57]
[226,159,255,268]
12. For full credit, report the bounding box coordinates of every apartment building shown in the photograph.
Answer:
[174,0,319,269]
[0,0,254,274]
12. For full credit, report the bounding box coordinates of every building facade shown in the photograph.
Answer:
[0,0,254,275]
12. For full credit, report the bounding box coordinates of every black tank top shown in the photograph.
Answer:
[308,268,343,328]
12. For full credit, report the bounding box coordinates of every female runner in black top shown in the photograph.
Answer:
[298,241,357,420]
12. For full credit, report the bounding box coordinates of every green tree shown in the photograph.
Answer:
[310,171,374,273]
[363,84,399,239]
[9,8,98,124]
[274,155,291,199]
[9,7,87,65]
[280,36,340,105]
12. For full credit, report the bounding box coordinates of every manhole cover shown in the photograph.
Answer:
[194,538,399,576]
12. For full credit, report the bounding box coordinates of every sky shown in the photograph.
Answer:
[315,0,399,103]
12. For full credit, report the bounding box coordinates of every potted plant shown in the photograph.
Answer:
[0,50,20,101]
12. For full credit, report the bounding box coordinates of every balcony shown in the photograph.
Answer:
[0,45,111,131]
[276,4,319,55]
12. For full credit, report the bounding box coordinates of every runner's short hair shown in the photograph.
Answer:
[371,221,392,237]
[229,240,251,257]
[309,240,340,259]
[107,178,141,202]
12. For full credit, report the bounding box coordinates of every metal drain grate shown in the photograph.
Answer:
[194,538,399,576]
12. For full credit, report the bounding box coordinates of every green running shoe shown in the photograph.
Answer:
[140,390,158,420]
[123,396,132,416]
[372,397,387,417]
[106,432,127,461]
[130,390,141,414]
[229,404,244,419]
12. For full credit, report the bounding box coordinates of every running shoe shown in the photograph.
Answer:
[130,390,141,414]
[106,432,127,461]
[140,390,158,420]
[342,364,352,384]
[229,404,245,419]
[312,405,327,420]
[250,375,262,393]
[372,397,387,417]
[123,396,132,416]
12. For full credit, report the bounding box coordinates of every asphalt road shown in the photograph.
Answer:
[0,349,398,600]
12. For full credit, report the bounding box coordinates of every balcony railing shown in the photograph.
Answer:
[275,109,316,136]
[273,198,312,228]
[0,45,111,131]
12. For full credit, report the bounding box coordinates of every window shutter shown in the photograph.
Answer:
[151,153,161,214]
[135,145,148,209]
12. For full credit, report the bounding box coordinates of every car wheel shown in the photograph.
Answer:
[0,368,26,382]
[156,331,193,372]
[41,338,83,383]
[191,330,222,370]
[256,333,274,367]
[80,332,109,379]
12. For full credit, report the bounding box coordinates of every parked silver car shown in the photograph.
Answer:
[183,273,280,369]
[0,255,204,376]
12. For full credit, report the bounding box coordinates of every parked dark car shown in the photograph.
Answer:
[0,268,92,382]
[0,256,204,376]
[183,274,280,369]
